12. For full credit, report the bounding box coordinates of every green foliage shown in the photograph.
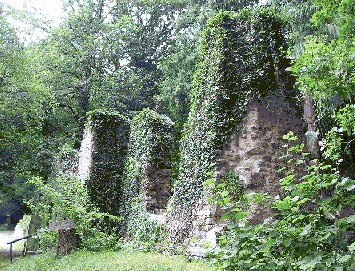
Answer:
[0,13,57,219]
[199,2,355,268]
[124,200,167,252]
[266,0,316,57]
[311,0,355,38]
[122,108,174,249]
[210,132,355,270]
[1,0,354,265]
[155,0,259,126]
[207,171,245,210]
[17,214,31,233]
[27,175,121,252]
[322,104,355,175]
[125,109,174,174]
[288,0,354,174]
[86,110,130,216]
[168,7,294,245]
[290,37,354,101]
[0,0,267,221]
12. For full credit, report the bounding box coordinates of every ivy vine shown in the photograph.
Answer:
[86,109,130,216]
[121,108,174,248]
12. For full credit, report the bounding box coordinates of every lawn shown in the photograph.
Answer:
[0,250,219,271]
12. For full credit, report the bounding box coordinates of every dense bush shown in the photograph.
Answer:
[288,0,355,176]
[123,200,167,251]
[27,174,121,252]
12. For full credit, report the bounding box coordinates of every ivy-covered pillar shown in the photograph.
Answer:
[167,8,305,253]
[78,110,130,215]
[122,109,174,242]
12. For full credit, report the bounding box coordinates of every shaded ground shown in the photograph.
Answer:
[0,249,23,262]
[0,230,29,265]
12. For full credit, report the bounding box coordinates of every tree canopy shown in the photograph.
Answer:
[0,1,354,268]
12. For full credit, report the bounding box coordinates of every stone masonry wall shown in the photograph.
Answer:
[77,126,94,183]
[79,111,130,215]
[187,94,305,255]
[215,95,304,223]
[122,109,174,234]
[167,10,306,252]
[142,166,171,214]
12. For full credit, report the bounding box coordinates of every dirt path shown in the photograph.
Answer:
[0,231,24,263]
[0,231,13,249]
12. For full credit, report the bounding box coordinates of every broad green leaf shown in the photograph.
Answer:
[204,178,215,186]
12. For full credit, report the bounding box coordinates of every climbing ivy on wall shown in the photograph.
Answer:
[167,7,297,245]
[86,110,130,216]
[121,108,174,247]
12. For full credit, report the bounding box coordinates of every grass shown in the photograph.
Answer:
[0,250,219,271]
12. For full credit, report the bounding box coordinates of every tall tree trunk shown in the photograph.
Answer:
[304,96,320,160]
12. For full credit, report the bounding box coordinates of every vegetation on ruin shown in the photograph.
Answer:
[86,110,130,215]
[122,108,174,250]
[0,0,354,270]
[167,7,298,245]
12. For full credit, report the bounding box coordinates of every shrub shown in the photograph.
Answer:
[209,132,355,270]
[27,174,121,252]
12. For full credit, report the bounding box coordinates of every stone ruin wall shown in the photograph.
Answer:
[187,94,305,256]
[77,125,94,183]
[62,117,172,216]
[76,112,130,215]
[74,101,306,254]
[123,110,174,221]
[142,165,171,215]
[217,95,304,220]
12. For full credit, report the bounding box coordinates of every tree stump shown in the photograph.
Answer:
[49,220,77,255]
[58,228,78,255]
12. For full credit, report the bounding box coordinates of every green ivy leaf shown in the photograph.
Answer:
[346,214,355,224]
[348,242,355,252]
[339,254,352,263]
[300,224,312,236]
[274,197,291,210]
[204,178,215,186]
[221,190,229,197]
[283,132,298,141]
[233,212,248,221]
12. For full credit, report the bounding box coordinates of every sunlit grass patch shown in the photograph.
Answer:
[0,250,219,271]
